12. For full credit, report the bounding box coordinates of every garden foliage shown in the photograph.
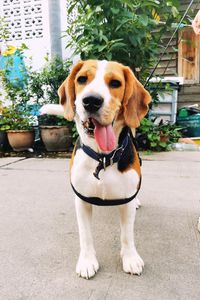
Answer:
[66,0,180,82]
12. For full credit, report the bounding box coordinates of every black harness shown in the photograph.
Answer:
[82,134,130,180]
[71,128,142,206]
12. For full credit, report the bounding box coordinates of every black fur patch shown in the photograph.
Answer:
[118,127,134,172]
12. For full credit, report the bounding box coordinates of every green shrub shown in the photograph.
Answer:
[29,56,71,105]
[66,0,180,82]
[137,118,182,151]
[0,106,35,131]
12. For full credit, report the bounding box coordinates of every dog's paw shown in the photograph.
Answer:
[76,253,99,279]
[39,104,64,116]
[121,251,144,275]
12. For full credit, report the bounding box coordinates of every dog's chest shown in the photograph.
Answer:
[70,149,139,200]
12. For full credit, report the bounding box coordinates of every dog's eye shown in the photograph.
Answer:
[77,76,88,84]
[109,79,121,88]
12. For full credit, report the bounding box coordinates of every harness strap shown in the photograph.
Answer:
[71,176,142,206]
[71,127,142,206]
[81,135,129,179]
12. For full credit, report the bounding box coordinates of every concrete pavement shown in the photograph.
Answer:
[0,152,200,300]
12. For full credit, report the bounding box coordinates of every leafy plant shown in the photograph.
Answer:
[29,56,77,139]
[66,0,180,82]
[0,17,29,104]
[137,118,182,151]
[0,105,35,131]
[65,1,182,148]
[0,37,36,132]
[38,114,70,126]
[29,56,71,105]
[0,44,29,105]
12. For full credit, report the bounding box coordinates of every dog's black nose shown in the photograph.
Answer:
[82,94,103,113]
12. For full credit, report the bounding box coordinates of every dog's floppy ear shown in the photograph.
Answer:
[123,66,151,128]
[58,61,84,121]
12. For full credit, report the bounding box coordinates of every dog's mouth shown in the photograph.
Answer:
[82,118,116,152]
[82,118,95,136]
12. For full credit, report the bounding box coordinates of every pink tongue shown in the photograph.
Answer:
[92,119,116,152]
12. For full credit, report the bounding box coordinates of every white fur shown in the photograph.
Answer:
[71,62,143,279]
[71,148,139,199]
[40,104,64,116]
[75,196,99,279]
[75,194,144,279]
[46,60,144,278]
[75,60,112,124]
[119,201,144,275]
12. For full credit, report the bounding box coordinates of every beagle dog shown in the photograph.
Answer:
[41,60,151,279]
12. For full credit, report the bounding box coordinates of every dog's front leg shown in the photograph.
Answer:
[75,196,99,279]
[119,201,144,275]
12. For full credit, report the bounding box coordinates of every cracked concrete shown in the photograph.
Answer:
[0,152,200,300]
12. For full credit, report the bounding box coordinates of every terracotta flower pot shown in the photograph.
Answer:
[7,130,35,151]
[40,126,71,151]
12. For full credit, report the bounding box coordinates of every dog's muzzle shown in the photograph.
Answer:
[82,93,103,113]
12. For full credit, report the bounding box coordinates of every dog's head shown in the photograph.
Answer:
[58,60,151,152]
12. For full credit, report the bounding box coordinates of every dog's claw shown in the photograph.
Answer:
[121,251,144,275]
[76,253,99,279]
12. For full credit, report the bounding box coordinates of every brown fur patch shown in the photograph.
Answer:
[100,97,121,124]
[104,62,126,100]
[74,60,98,95]
[69,144,77,175]
[123,66,151,128]
[58,61,84,121]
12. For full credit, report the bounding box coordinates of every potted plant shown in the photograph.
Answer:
[0,42,37,151]
[38,114,72,151]
[29,56,73,151]
[0,105,35,151]
[137,118,182,151]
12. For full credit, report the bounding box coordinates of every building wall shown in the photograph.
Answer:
[154,0,199,78]
[178,1,200,107]
[0,0,52,69]
[178,84,200,108]
[152,0,200,108]
[0,0,72,70]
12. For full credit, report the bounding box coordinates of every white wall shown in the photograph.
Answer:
[0,0,74,70]
[0,0,52,70]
